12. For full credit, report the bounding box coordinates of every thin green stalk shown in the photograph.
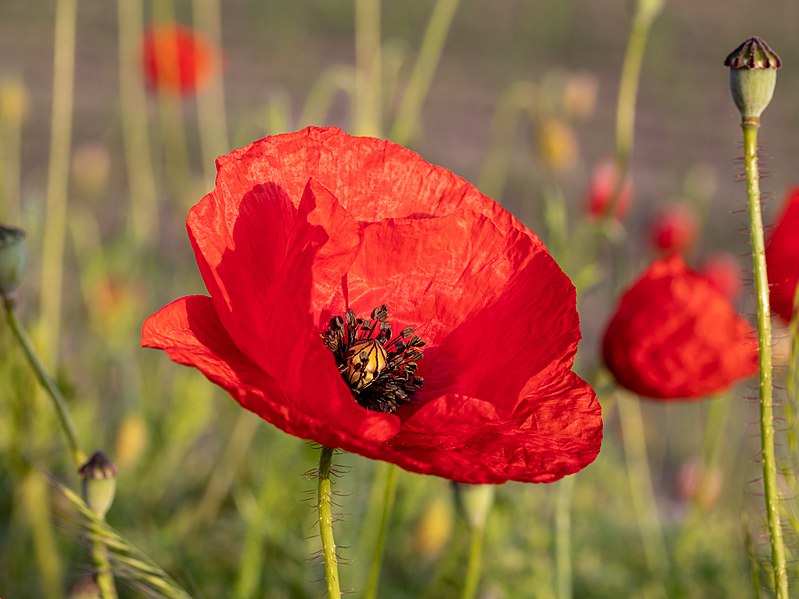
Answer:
[618,393,668,579]
[554,476,575,599]
[318,446,342,599]
[40,0,78,364]
[4,296,85,468]
[364,464,398,599]
[118,0,159,247]
[742,120,788,599]
[23,472,63,599]
[477,81,537,200]
[460,522,485,599]
[0,81,25,224]
[354,0,382,136]
[193,0,229,187]
[389,0,462,145]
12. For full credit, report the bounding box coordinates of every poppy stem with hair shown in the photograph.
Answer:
[3,296,85,468]
[317,446,342,599]
[742,119,788,599]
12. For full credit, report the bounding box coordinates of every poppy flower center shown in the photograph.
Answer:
[322,305,425,413]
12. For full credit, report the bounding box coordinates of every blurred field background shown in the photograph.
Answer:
[1,0,799,597]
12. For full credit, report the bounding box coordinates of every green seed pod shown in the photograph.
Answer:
[724,37,782,121]
[79,451,117,520]
[0,225,25,299]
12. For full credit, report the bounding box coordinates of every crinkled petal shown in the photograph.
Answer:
[337,210,579,412]
[375,370,601,484]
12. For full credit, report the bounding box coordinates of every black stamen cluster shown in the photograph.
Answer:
[322,305,425,413]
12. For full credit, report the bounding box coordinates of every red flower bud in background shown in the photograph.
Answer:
[698,253,742,302]
[142,127,602,484]
[142,23,215,95]
[766,187,799,322]
[587,160,632,220]
[602,256,757,399]
[648,203,698,255]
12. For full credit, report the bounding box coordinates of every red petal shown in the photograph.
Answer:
[602,256,758,399]
[378,370,601,484]
[336,210,580,413]
[142,295,399,446]
[766,187,799,322]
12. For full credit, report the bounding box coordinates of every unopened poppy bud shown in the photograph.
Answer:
[412,496,454,561]
[724,37,781,122]
[0,76,30,123]
[453,483,495,530]
[0,225,26,300]
[536,118,578,173]
[79,451,117,519]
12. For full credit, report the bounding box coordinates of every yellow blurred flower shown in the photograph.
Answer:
[536,118,578,173]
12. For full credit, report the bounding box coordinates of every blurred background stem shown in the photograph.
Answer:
[118,0,159,247]
[354,0,382,136]
[39,0,77,365]
[554,476,575,599]
[364,463,397,599]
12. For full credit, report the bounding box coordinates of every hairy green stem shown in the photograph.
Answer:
[318,446,341,599]
[4,296,85,468]
[742,120,788,599]
[460,522,485,599]
[364,464,397,599]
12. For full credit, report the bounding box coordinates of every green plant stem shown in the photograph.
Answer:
[364,464,397,599]
[389,0,462,145]
[118,0,159,247]
[742,120,788,599]
[40,0,78,364]
[460,522,485,599]
[0,85,24,224]
[193,0,229,187]
[4,296,85,468]
[554,476,575,599]
[618,393,668,579]
[317,446,341,599]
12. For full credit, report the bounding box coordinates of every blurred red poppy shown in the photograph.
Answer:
[142,127,602,484]
[587,160,632,220]
[602,256,757,399]
[649,203,698,255]
[766,187,799,322]
[142,23,215,94]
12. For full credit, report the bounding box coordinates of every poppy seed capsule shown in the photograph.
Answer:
[344,339,388,390]
[79,451,117,520]
[724,37,781,122]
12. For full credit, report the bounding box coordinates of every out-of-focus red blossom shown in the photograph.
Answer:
[698,253,742,301]
[766,187,799,322]
[142,23,215,94]
[141,127,602,484]
[587,160,632,220]
[649,204,698,255]
[602,256,757,399]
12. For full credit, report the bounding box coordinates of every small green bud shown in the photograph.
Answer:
[724,37,782,122]
[452,482,495,530]
[79,451,117,520]
[0,225,25,299]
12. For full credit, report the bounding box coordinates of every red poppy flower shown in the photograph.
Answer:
[648,203,698,255]
[141,127,602,484]
[587,160,632,220]
[602,256,757,399]
[142,23,215,94]
[766,187,799,322]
